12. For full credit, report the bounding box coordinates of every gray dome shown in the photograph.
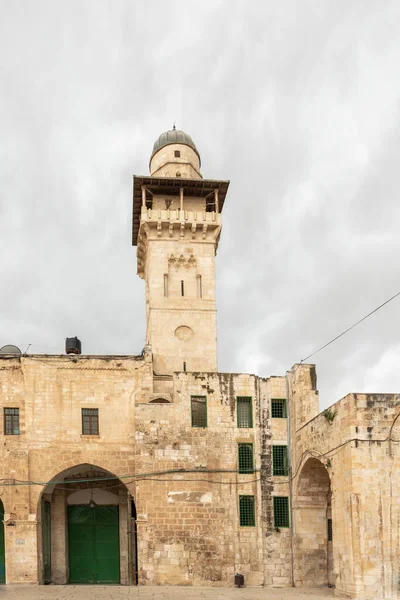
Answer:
[0,345,21,354]
[151,127,200,164]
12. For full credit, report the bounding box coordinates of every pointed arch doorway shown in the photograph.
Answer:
[294,457,333,588]
[38,464,137,585]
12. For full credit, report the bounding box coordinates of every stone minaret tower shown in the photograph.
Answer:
[132,128,229,374]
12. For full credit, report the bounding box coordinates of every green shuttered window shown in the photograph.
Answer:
[238,443,254,474]
[272,445,288,476]
[237,397,253,428]
[82,408,99,435]
[271,398,287,418]
[239,495,255,526]
[4,408,19,435]
[191,396,207,428]
[273,496,290,527]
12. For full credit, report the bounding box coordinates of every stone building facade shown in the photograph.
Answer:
[0,128,398,599]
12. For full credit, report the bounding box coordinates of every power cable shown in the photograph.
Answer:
[0,468,252,487]
[296,289,400,367]
[1,424,399,488]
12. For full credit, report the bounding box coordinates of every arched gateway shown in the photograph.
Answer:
[294,457,333,588]
[37,464,137,585]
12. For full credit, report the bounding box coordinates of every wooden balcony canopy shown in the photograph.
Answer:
[132,175,230,246]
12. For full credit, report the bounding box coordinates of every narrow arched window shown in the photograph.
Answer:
[164,274,168,297]
[197,275,202,298]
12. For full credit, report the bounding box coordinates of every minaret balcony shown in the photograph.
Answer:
[140,206,221,227]
[132,176,229,246]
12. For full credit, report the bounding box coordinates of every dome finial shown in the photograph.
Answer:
[151,128,200,166]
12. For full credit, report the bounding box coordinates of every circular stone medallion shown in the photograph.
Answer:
[174,326,194,342]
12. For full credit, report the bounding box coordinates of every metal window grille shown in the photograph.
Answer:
[273,445,288,476]
[4,408,19,435]
[237,397,253,428]
[238,443,254,474]
[82,408,99,435]
[191,396,207,428]
[271,398,287,418]
[327,518,333,541]
[273,496,290,528]
[239,495,255,526]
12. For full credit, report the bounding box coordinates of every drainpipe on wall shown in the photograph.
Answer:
[286,370,295,587]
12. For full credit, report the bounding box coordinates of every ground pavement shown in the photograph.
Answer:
[0,585,334,599]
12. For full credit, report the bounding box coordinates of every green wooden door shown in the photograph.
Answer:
[68,505,120,584]
[0,501,5,583]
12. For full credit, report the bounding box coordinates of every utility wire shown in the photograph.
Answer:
[298,289,400,366]
[1,426,400,488]
[0,468,251,487]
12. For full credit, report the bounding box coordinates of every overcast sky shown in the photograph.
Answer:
[0,1,399,409]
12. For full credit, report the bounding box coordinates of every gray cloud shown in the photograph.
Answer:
[1,0,399,408]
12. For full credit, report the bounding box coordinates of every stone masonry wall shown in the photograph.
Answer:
[260,376,292,587]
[135,371,264,586]
[145,221,219,374]
[289,364,400,600]
[0,353,150,584]
[0,353,293,587]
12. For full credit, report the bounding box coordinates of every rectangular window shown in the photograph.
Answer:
[164,273,168,297]
[273,496,290,528]
[82,408,99,435]
[191,396,207,428]
[238,443,254,474]
[271,398,287,418]
[273,445,288,476]
[174,150,180,157]
[239,495,255,526]
[237,397,253,428]
[181,280,185,296]
[327,518,333,541]
[4,408,19,435]
[197,275,202,298]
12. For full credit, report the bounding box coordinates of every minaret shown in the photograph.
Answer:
[132,128,229,374]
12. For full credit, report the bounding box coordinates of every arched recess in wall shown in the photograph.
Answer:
[37,464,137,586]
[149,398,171,404]
[294,457,333,588]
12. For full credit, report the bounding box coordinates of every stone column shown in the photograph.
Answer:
[51,488,68,584]
[119,491,129,585]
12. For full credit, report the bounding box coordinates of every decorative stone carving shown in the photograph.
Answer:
[168,254,197,269]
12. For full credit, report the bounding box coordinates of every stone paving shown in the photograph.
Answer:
[0,585,335,600]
